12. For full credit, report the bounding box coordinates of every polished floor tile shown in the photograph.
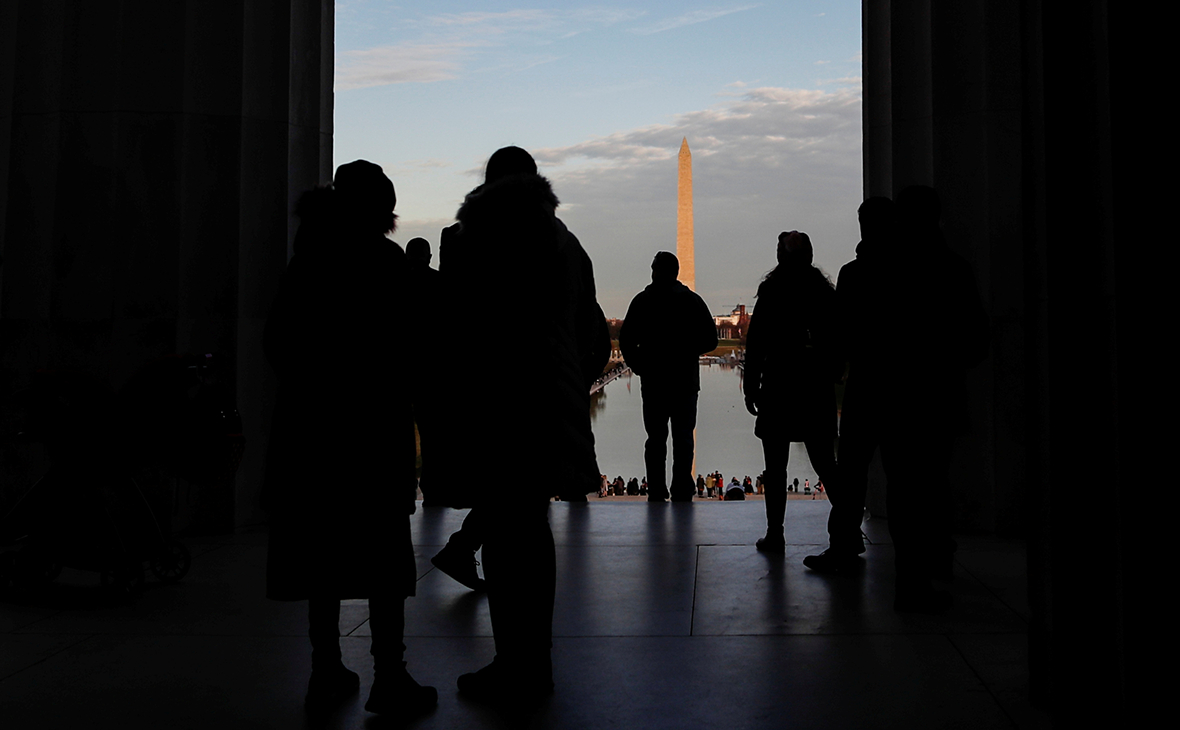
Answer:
[0,501,1048,730]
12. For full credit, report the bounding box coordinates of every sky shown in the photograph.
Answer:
[334,1,863,318]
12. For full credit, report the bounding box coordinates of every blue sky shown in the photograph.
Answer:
[334,2,862,317]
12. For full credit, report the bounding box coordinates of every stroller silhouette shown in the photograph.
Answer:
[1,355,243,596]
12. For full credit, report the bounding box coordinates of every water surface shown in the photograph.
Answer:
[591,364,820,487]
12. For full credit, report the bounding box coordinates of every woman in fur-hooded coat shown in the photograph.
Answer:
[432,148,609,693]
[435,164,608,506]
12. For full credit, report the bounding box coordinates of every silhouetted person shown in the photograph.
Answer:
[619,252,717,501]
[803,197,894,573]
[433,146,608,710]
[261,161,436,718]
[828,187,989,612]
[404,237,444,507]
[744,231,840,552]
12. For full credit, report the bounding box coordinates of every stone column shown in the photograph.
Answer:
[0,0,334,532]
[865,0,1146,724]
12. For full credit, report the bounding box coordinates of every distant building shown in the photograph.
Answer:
[713,305,750,341]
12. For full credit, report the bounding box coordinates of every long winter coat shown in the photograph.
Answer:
[261,189,417,601]
[434,173,608,505]
[744,266,840,441]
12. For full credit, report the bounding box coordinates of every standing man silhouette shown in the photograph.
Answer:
[620,252,718,502]
[821,188,988,613]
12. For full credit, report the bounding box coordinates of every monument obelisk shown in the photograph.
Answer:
[678,138,699,483]
[677,137,695,291]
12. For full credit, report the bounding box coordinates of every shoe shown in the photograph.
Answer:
[364,664,437,716]
[894,588,954,614]
[304,663,360,714]
[802,549,861,573]
[431,543,486,591]
[669,492,695,503]
[458,659,553,707]
[755,535,786,553]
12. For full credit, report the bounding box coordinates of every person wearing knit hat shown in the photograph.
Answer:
[263,160,436,718]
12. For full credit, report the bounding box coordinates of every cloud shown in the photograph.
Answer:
[531,84,864,316]
[816,76,862,87]
[387,158,452,174]
[536,86,861,172]
[336,42,479,90]
[571,8,648,25]
[339,8,654,91]
[630,5,759,35]
[414,9,560,33]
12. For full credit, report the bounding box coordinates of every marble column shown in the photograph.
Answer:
[0,0,334,532]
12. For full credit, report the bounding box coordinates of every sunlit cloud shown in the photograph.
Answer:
[528,83,864,315]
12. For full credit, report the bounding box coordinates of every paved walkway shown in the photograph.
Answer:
[0,501,1049,730]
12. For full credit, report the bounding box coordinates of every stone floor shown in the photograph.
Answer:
[0,501,1050,730]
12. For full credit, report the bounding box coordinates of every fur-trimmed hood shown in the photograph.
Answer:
[455,172,559,227]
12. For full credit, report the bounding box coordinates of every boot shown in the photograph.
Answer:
[305,662,360,714]
[364,661,437,716]
[431,542,486,591]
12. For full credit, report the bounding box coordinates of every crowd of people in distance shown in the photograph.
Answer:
[591,362,628,392]
[578,473,826,500]
[261,143,988,725]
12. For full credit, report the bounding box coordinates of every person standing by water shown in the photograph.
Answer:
[433,146,608,710]
[619,252,718,502]
[744,231,840,552]
[823,187,988,611]
[261,161,435,718]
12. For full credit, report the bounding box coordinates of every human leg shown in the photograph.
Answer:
[306,596,360,711]
[433,508,486,591]
[881,432,954,611]
[827,424,874,556]
[757,437,788,551]
[459,499,555,704]
[801,435,864,572]
[365,592,437,715]
[669,392,699,500]
[642,391,671,500]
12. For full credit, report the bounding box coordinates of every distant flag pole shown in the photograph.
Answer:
[677,137,695,291]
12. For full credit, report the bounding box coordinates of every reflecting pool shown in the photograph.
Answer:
[590,364,821,488]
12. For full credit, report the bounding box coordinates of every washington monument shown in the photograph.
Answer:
[677,137,695,291]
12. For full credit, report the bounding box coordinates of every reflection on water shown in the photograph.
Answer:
[590,364,819,486]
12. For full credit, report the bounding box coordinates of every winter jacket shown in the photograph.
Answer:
[619,280,717,393]
[744,265,839,440]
